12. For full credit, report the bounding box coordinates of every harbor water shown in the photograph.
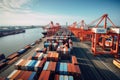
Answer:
[0,28,43,57]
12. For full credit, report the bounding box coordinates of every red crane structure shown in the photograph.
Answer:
[42,21,61,37]
[91,14,120,58]
[68,20,93,41]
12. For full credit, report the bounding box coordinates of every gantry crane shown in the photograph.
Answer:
[91,14,120,58]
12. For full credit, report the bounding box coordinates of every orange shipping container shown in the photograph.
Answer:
[14,70,25,79]
[8,70,21,79]
[71,64,76,73]
[67,63,72,73]
[72,56,78,65]
[19,59,28,70]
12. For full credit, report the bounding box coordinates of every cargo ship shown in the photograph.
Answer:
[0,14,120,80]
[0,28,25,37]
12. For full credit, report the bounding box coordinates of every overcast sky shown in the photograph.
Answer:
[0,0,120,26]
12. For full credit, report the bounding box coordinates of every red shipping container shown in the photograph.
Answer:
[7,52,18,60]
[38,70,51,80]
[38,59,46,68]
[47,62,56,71]
[75,65,81,74]
[55,74,59,80]
[7,57,18,65]
[20,71,32,80]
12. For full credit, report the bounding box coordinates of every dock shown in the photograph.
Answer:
[0,27,120,80]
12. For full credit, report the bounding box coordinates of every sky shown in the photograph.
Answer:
[0,0,120,26]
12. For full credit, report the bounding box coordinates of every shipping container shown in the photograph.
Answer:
[47,52,59,62]
[0,54,5,60]
[27,60,37,71]
[15,59,45,71]
[64,63,68,74]
[72,56,78,65]
[43,61,49,70]
[7,57,18,65]
[60,75,64,80]
[55,74,59,80]
[14,70,25,79]
[7,70,21,79]
[64,75,69,80]
[48,62,56,72]
[7,70,37,80]
[68,76,74,80]
[17,49,26,55]
[38,70,51,80]
[34,60,41,71]
[37,59,46,71]
[7,52,18,60]
[59,63,64,74]
[21,71,32,80]
[32,52,43,60]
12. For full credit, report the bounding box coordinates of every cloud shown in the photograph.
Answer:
[0,10,84,26]
[0,0,87,26]
[0,0,31,13]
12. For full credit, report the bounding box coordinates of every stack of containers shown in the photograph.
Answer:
[52,42,58,51]
[38,70,51,80]
[56,62,68,75]
[43,61,56,72]
[6,28,81,80]
[47,52,59,62]
[55,74,74,80]
[32,52,44,60]
[14,59,45,71]
[35,47,47,53]
[44,41,52,51]
[7,70,37,80]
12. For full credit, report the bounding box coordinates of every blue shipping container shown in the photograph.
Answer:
[64,63,68,74]
[43,61,49,70]
[60,75,64,80]
[18,49,26,54]
[28,72,36,80]
[68,76,74,80]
